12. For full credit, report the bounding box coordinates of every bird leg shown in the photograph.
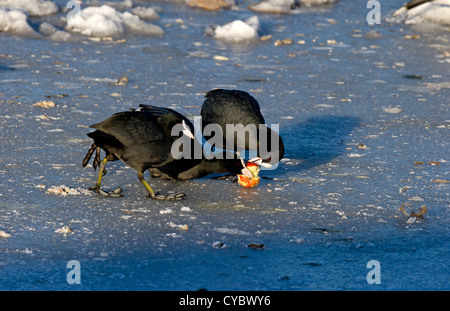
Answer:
[88,158,123,197]
[137,171,186,200]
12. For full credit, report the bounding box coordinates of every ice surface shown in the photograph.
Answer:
[0,0,449,291]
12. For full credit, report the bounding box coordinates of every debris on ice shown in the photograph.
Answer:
[33,100,55,108]
[160,208,173,214]
[0,230,12,238]
[168,222,189,231]
[212,241,228,248]
[55,226,73,234]
[45,185,90,196]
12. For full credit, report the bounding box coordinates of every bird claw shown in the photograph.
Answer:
[150,192,186,200]
[88,185,123,198]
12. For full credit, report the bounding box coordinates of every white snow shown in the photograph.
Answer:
[0,0,58,16]
[66,5,164,37]
[0,9,39,36]
[249,0,296,13]
[249,0,337,13]
[213,16,260,42]
[130,6,160,20]
[391,0,450,26]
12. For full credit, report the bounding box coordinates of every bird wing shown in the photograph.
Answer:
[90,105,194,147]
[91,110,165,147]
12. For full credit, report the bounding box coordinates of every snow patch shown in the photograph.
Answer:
[66,5,164,37]
[0,9,39,36]
[390,0,450,27]
[211,16,260,42]
[0,0,58,16]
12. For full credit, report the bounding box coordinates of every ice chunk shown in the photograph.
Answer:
[88,0,133,10]
[66,5,164,37]
[390,0,450,26]
[39,22,58,36]
[130,6,160,20]
[0,9,40,36]
[212,16,260,42]
[249,0,337,13]
[0,0,58,16]
[249,0,296,14]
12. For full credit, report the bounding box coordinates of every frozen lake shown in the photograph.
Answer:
[0,0,449,290]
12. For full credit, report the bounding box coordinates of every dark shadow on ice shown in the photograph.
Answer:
[279,115,361,173]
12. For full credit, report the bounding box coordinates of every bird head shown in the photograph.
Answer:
[237,161,260,188]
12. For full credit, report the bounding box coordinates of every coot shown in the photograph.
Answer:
[82,105,200,200]
[151,89,284,187]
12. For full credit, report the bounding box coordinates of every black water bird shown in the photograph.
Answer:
[82,105,200,200]
[152,89,285,187]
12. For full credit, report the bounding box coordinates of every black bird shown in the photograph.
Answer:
[200,89,284,185]
[201,89,284,158]
[82,105,200,200]
[150,89,285,187]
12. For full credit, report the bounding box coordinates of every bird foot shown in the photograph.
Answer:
[88,185,123,198]
[150,192,186,200]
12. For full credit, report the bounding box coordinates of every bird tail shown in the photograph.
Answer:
[82,144,102,170]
